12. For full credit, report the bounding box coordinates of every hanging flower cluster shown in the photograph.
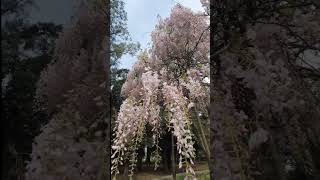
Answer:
[162,83,196,175]
[141,70,162,169]
[111,97,144,175]
[26,2,108,180]
[112,69,163,176]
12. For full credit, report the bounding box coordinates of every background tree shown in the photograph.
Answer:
[1,0,62,179]
[25,0,138,179]
[210,0,320,179]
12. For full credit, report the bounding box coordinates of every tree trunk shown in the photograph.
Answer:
[269,133,287,180]
[162,147,170,172]
[123,162,129,180]
[98,124,110,180]
[146,147,151,167]
[137,148,143,171]
[171,134,176,180]
[193,108,210,161]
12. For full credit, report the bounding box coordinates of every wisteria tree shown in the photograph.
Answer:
[210,0,320,180]
[1,0,63,179]
[25,1,108,179]
[25,0,137,179]
[111,2,210,179]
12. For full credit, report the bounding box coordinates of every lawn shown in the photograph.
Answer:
[116,161,209,180]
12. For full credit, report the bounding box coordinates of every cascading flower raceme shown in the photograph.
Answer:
[181,68,209,107]
[111,97,145,176]
[162,83,196,175]
[141,70,162,169]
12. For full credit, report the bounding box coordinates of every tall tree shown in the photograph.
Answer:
[111,4,210,179]
[210,0,320,179]
[1,0,62,179]
[25,0,138,179]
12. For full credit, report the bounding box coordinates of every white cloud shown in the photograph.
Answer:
[175,0,203,12]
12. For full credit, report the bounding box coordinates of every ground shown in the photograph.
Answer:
[116,161,209,180]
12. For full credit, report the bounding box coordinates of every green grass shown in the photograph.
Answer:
[116,161,210,180]
[157,170,210,180]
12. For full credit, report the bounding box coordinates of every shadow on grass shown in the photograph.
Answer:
[155,170,210,180]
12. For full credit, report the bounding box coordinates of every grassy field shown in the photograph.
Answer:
[116,161,209,180]
[154,170,210,180]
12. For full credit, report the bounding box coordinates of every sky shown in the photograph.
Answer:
[119,0,204,69]
[27,0,204,70]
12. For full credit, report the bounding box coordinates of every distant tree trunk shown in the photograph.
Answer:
[2,142,8,180]
[123,162,129,180]
[193,108,210,162]
[98,119,110,180]
[269,133,287,180]
[146,147,152,167]
[104,0,110,179]
[171,134,176,180]
[162,147,170,172]
[137,148,144,171]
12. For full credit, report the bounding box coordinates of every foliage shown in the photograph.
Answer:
[110,0,140,69]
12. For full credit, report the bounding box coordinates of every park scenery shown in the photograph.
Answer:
[2,0,320,180]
